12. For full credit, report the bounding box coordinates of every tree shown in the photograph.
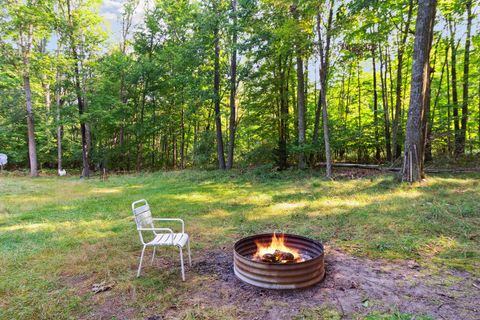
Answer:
[57,0,105,177]
[226,0,238,169]
[1,0,477,174]
[460,0,473,155]
[402,0,437,182]
[5,0,52,176]
[316,0,334,178]
[291,3,306,169]
[392,0,414,160]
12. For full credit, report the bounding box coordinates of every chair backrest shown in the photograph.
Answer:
[132,199,154,243]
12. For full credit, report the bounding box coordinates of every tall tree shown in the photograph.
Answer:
[316,0,334,178]
[64,0,88,176]
[402,0,437,182]
[460,0,473,155]
[392,0,414,160]
[372,46,381,162]
[448,19,461,156]
[226,0,237,169]
[379,45,392,161]
[7,0,49,176]
[213,2,226,169]
[292,3,306,169]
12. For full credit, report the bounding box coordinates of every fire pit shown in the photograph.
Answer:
[233,233,325,289]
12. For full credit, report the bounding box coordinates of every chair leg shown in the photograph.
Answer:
[137,245,146,277]
[151,246,156,265]
[179,246,185,281]
[187,239,192,266]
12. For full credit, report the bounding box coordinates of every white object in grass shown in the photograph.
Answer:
[0,154,7,166]
[132,199,191,280]
[58,169,66,176]
[0,154,7,171]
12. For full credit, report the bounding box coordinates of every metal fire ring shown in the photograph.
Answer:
[233,233,325,289]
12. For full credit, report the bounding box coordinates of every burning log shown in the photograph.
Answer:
[260,249,295,263]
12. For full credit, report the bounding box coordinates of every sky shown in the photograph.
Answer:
[99,0,150,44]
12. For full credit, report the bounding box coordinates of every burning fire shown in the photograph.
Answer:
[253,233,304,263]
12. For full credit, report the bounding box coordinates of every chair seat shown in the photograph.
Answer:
[146,233,189,247]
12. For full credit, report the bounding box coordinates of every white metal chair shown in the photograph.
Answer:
[132,199,191,280]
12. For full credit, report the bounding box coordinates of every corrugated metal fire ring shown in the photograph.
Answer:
[233,233,325,289]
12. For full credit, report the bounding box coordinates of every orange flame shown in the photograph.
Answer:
[254,233,301,262]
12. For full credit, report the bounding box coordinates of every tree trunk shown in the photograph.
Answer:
[296,54,306,169]
[372,47,381,162]
[379,46,392,162]
[426,45,448,161]
[24,74,38,177]
[317,0,334,178]
[392,0,413,160]
[446,47,452,155]
[278,55,289,170]
[136,82,147,171]
[357,61,362,162]
[213,24,226,169]
[67,0,89,177]
[292,0,306,170]
[448,21,461,156]
[402,0,437,182]
[312,83,321,146]
[19,17,38,176]
[180,106,185,169]
[460,0,472,156]
[226,0,237,169]
[55,61,64,173]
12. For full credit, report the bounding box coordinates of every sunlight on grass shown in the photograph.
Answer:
[202,209,231,219]
[91,187,123,194]
[271,202,307,210]
[172,192,214,202]
[418,236,458,257]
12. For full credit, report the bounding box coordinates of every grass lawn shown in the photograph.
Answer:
[0,169,479,319]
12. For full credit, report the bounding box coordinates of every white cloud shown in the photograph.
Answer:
[102,0,123,10]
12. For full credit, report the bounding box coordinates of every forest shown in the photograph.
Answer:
[0,0,479,181]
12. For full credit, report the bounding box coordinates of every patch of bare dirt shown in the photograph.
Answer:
[160,246,480,320]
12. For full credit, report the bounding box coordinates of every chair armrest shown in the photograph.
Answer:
[151,218,185,233]
[137,227,175,244]
[137,227,174,235]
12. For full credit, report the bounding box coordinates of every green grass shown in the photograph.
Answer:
[0,170,479,319]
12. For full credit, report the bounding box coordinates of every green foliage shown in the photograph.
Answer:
[0,0,479,172]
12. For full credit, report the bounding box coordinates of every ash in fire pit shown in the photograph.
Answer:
[234,233,325,289]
